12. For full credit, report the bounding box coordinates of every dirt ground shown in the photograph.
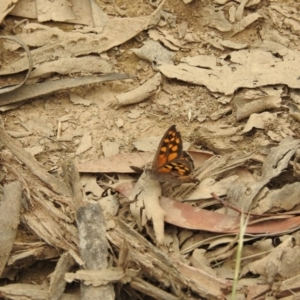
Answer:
[1,0,300,299]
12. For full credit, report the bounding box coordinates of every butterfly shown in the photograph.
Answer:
[149,125,199,184]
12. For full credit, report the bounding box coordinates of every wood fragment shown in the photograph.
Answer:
[63,160,115,300]
[0,283,80,300]
[130,277,182,300]
[0,125,69,196]
[48,251,76,300]
[1,151,78,251]
[107,218,230,299]
[7,242,62,267]
[62,159,85,210]
[0,181,22,276]
[77,203,115,300]
[65,268,125,286]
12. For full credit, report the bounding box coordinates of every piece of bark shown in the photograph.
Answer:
[130,277,182,300]
[0,283,80,300]
[65,268,125,285]
[48,251,76,300]
[7,242,62,268]
[77,204,114,300]
[0,125,69,196]
[1,152,78,251]
[62,159,85,211]
[107,218,230,299]
[21,193,78,251]
[63,160,114,300]
[0,181,22,276]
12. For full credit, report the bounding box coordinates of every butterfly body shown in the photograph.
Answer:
[150,125,198,184]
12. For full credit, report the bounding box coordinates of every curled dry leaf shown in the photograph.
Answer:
[234,95,281,121]
[241,112,277,133]
[240,237,300,283]
[129,172,166,244]
[235,0,249,21]
[231,13,262,36]
[112,73,162,108]
[287,102,300,122]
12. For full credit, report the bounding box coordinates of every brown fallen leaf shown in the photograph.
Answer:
[0,73,130,106]
[77,150,209,174]
[115,179,300,234]
[160,196,300,234]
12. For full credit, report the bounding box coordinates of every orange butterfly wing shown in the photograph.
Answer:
[151,125,198,183]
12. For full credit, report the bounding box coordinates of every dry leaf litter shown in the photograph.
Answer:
[1,0,300,299]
